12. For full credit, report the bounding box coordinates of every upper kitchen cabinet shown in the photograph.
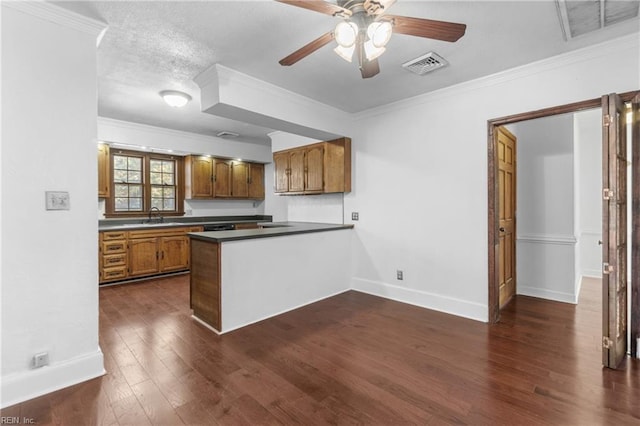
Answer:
[248,163,265,199]
[185,155,214,199]
[185,156,265,200]
[213,159,232,198]
[273,137,351,195]
[98,143,110,198]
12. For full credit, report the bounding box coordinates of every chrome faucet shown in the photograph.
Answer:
[147,206,163,224]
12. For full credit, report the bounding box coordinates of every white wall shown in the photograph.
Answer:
[509,114,578,303]
[574,108,603,280]
[348,34,639,321]
[220,229,352,332]
[97,117,272,219]
[1,3,106,407]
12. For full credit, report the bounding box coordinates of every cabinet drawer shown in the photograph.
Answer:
[102,241,126,254]
[128,227,190,239]
[102,231,127,241]
[103,253,126,267]
[102,266,127,281]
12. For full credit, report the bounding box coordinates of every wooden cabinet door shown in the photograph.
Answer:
[289,149,305,192]
[274,152,290,193]
[231,161,249,198]
[214,159,232,198]
[159,236,189,273]
[188,156,214,198]
[305,145,324,192]
[128,237,159,277]
[248,163,265,199]
[98,143,110,198]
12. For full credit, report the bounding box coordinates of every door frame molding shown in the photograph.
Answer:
[487,90,639,325]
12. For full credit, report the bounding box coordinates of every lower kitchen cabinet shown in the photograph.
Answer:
[99,226,202,284]
[128,237,159,277]
[159,235,190,272]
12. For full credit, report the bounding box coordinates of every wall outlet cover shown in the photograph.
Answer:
[351,212,359,221]
[45,191,70,210]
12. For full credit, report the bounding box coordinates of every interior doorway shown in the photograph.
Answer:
[487,91,640,368]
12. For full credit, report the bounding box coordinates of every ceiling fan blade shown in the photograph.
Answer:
[360,58,380,79]
[276,0,351,17]
[363,0,396,15]
[385,15,466,42]
[279,31,335,66]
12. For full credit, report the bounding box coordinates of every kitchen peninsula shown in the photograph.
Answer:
[189,222,353,333]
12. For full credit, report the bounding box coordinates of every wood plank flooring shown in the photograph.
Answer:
[2,275,639,425]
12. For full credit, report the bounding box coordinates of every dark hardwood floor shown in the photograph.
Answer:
[2,275,639,425]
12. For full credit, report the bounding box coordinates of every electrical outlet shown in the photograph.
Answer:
[33,352,49,368]
[351,212,359,221]
[397,270,403,280]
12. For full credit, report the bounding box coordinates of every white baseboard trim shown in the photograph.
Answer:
[517,285,577,304]
[351,277,487,323]
[1,349,105,409]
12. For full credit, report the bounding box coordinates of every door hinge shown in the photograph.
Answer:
[603,114,612,127]
[603,262,614,274]
[603,188,614,200]
[603,336,613,349]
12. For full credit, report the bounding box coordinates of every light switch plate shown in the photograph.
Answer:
[45,191,70,210]
[351,212,359,221]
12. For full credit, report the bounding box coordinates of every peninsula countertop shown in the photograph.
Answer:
[188,221,354,243]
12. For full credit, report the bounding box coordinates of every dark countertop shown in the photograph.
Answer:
[188,222,354,243]
[99,215,273,231]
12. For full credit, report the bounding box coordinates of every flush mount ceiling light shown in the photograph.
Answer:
[159,90,192,108]
[277,0,466,78]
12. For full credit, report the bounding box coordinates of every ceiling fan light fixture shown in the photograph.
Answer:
[334,21,358,47]
[334,44,355,62]
[160,90,191,108]
[364,39,385,60]
[367,21,392,47]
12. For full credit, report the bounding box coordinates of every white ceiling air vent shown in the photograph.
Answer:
[216,131,239,138]
[402,52,449,76]
[555,0,639,40]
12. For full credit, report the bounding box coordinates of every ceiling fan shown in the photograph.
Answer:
[277,0,467,79]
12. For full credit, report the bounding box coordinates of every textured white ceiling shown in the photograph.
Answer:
[55,0,640,145]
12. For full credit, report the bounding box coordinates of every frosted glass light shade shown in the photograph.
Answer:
[335,21,358,47]
[367,21,392,48]
[334,44,355,62]
[364,40,385,60]
[160,90,192,108]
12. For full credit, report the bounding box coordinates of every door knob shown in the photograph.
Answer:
[499,227,505,232]
[598,240,603,245]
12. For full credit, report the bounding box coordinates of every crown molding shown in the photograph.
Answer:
[4,0,108,44]
[354,32,639,121]
[98,116,228,145]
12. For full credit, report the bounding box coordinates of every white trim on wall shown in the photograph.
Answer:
[354,33,639,122]
[1,351,105,409]
[4,1,107,42]
[517,234,577,245]
[518,285,578,304]
[351,278,487,322]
